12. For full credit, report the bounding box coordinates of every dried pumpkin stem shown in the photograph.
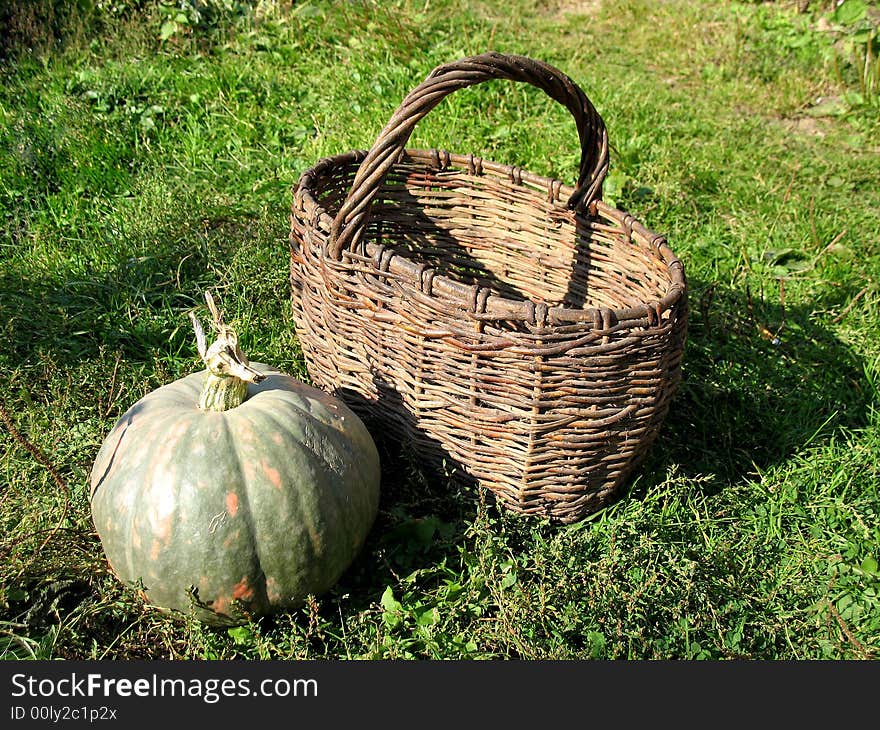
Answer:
[190,292,266,412]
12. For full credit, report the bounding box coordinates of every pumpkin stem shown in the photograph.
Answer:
[190,291,266,412]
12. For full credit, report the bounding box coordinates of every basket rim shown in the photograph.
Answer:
[292,148,686,329]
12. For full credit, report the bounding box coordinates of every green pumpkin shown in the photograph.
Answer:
[89,295,380,626]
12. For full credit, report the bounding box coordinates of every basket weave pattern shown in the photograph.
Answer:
[289,53,687,523]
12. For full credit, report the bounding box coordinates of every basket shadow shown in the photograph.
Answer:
[369,190,530,303]
[367,174,599,310]
[636,276,870,496]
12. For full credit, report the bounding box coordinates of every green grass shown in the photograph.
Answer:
[1,0,878,660]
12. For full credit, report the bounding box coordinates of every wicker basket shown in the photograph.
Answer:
[289,52,687,524]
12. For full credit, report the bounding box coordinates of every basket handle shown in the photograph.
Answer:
[328,51,610,259]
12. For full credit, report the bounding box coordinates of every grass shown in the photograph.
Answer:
[0,0,878,660]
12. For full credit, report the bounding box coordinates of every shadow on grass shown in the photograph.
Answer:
[637,276,870,496]
[0,258,192,370]
[0,209,273,373]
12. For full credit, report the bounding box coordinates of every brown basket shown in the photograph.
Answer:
[289,52,687,524]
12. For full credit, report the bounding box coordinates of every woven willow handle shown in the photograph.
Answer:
[328,51,610,259]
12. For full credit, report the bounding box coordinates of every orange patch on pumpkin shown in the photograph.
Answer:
[237,422,255,444]
[232,577,255,602]
[262,460,283,489]
[265,576,282,603]
[156,514,174,541]
[149,540,161,561]
[226,492,239,517]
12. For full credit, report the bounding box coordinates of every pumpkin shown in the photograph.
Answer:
[89,292,381,626]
